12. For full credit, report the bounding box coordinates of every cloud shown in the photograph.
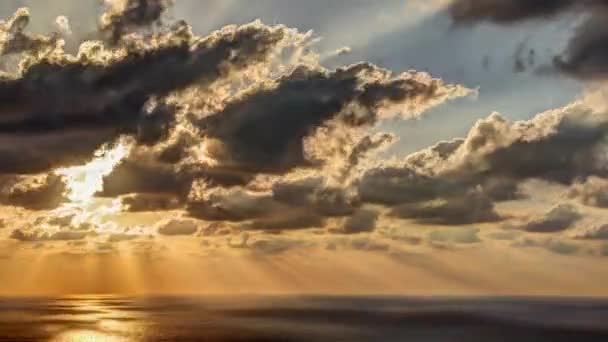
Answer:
[0,174,66,210]
[185,184,328,231]
[0,5,299,175]
[512,237,581,255]
[157,219,199,236]
[389,190,501,225]
[247,211,325,231]
[568,176,608,208]
[340,209,379,234]
[99,0,173,44]
[572,224,608,240]
[107,233,141,242]
[449,0,608,79]
[187,188,284,222]
[428,227,481,244]
[519,204,582,233]
[120,193,180,212]
[197,62,470,175]
[271,177,358,217]
[448,0,576,24]
[360,95,608,223]
[10,228,89,242]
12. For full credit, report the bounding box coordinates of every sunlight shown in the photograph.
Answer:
[56,137,134,205]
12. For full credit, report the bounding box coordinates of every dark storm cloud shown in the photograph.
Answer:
[449,0,608,79]
[197,63,468,175]
[0,6,291,174]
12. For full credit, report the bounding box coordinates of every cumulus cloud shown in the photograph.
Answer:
[0,6,298,175]
[572,224,608,240]
[157,219,199,236]
[0,174,66,210]
[0,0,485,242]
[197,62,469,175]
[340,209,379,234]
[120,192,180,212]
[568,177,608,208]
[358,93,608,225]
[389,191,501,225]
[99,0,173,44]
[519,204,582,233]
[10,228,89,242]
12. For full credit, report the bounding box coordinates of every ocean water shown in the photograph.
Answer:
[0,296,606,341]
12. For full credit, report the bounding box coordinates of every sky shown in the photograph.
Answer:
[0,0,608,296]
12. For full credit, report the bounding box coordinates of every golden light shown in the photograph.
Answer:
[56,136,134,205]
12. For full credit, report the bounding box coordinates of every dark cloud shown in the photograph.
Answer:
[99,0,173,44]
[119,192,180,212]
[568,177,608,208]
[449,0,608,79]
[338,133,394,182]
[389,190,501,225]
[521,204,582,233]
[448,0,576,24]
[247,211,325,231]
[271,177,358,217]
[187,188,285,222]
[572,224,608,240]
[340,209,379,234]
[0,1,472,225]
[10,228,89,242]
[0,174,66,210]
[197,63,468,175]
[0,6,292,174]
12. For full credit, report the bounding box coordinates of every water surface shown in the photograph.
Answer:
[0,296,607,341]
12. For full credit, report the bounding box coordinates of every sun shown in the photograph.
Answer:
[55,136,134,205]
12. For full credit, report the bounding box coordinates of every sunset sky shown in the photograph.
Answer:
[1,0,608,296]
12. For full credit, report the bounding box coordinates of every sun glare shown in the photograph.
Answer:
[56,136,134,205]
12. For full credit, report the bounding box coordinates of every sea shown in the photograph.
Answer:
[0,295,606,341]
